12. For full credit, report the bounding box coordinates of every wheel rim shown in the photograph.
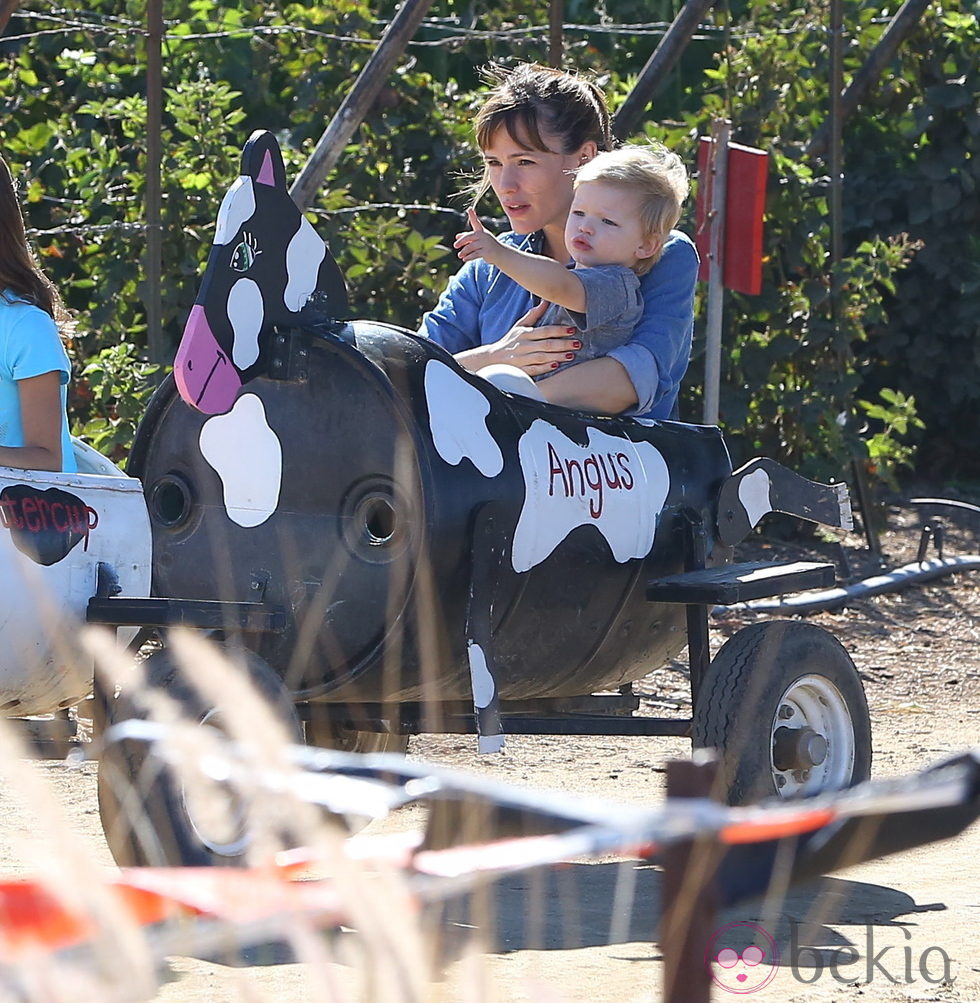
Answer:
[769,674,856,797]
[179,709,251,858]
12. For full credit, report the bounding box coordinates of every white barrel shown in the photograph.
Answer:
[0,441,152,715]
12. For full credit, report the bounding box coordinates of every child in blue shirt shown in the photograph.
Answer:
[0,153,76,473]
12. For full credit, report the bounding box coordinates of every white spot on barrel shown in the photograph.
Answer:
[199,394,282,528]
[512,420,669,573]
[425,361,503,477]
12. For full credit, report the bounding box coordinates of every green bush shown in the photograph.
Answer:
[670,0,966,487]
[844,8,980,477]
[2,0,976,486]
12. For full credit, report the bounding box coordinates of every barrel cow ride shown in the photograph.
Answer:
[84,131,869,866]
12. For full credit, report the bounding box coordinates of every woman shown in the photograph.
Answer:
[419,62,699,420]
[0,153,76,472]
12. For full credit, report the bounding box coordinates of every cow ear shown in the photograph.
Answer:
[240,130,287,190]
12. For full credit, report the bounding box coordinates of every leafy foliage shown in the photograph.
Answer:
[75,343,160,462]
[844,7,980,477]
[669,0,976,484]
[1,0,976,484]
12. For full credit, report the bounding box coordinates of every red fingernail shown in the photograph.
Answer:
[566,328,576,334]
[565,353,575,360]
[550,362,559,369]
[572,341,581,349]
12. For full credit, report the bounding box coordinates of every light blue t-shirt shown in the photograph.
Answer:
[419,229,699,420]
[0,291,76,473]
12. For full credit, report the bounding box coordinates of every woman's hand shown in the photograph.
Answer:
[455,300,581,377]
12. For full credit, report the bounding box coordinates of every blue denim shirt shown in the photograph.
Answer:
[418,229,699,420]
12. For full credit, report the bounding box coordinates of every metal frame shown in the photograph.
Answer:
[87,512,835,742]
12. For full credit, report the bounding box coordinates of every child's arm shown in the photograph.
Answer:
[0,372,64,471]
[453,208,586,313]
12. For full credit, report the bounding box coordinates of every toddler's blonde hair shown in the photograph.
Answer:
[574,144,689,274]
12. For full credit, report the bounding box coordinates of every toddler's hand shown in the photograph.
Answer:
[454,207,503,265]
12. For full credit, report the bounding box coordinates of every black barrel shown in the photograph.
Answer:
[131,321,733,703]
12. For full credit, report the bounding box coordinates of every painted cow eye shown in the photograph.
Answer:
[230,240,256,272]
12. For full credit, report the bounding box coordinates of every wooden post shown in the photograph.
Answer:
[807,0,930,158]
[144,0,164,368]
[611,0,716,140]
[548,0,564,68]
[661,754,721,1003]
[289,0,433,210]
[702,119,729,427]
[0,0,21,34]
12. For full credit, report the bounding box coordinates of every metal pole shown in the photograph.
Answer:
[289,0,433,210]
[702,119,730,427]
[145,0,163,366]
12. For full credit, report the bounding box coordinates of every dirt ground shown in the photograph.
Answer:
[0,483,978,1002]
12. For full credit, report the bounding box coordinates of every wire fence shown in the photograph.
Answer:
[22,201,469,245]
[4,4,891,48]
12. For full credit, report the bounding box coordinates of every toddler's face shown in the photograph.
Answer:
[564,181,659,271]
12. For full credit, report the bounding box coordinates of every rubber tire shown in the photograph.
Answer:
[97,648,302,867]
[304,709,409,756]
[692,620,872,805]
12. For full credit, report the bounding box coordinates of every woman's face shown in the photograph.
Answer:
[481,125,591,239]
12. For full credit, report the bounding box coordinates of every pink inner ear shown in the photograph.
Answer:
[257,150,276,187]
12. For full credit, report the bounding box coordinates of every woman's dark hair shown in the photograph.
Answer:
[471,63,613,204]
[0,153,64,322]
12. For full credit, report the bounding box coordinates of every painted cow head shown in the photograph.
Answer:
[174,130,348,415]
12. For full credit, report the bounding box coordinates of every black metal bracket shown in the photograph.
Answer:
[674,508,711,708]
[86,596,287,633]
[267,327,311,383]
[916,519,945,562]
[94,561,122,599]
[298,699,691,738]
[850,456,883,559]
